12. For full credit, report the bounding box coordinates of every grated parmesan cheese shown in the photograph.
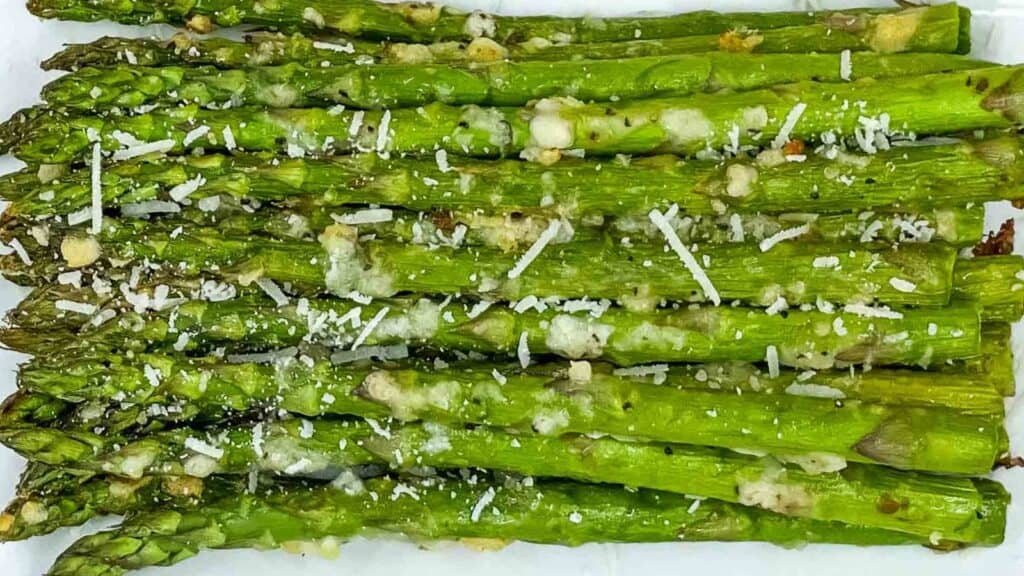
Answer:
[759,223,810,252]
[349,111,365,137]
[121,200,181,217]
[168,175,207,202]
[517,331,531,368]
[765,296,789,316]
[812,256,840,269]
[183,125,211,146]
[507,220,561,279]
[376,110,392,153]
[888,277,917,293]
[435,149,452,172]
[766,345,780,378]
[470,487,496,522]
[222,125,237,150]
[333,208,393,225]
[313,41,355,53]
[256,278,289,307]
[56,270,82,287]
[613,364,669,385]
[184,437,223,459]
[839,50,852,81]
[90,143,102,234]
[111,139,175,161]
[649,207,720,306]
[843,304,903,320]
[467,300,492,319]
[832,316,848,336]
[771,102,807,148]
[350,307,389,350]
[8,238,32,266]
[54,300,96,315]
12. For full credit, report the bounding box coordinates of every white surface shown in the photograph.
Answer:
[2,0,1024,574]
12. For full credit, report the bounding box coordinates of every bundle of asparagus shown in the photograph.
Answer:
[0,2,1021,575]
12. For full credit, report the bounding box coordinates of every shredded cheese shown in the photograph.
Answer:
[90,143,103,234]
[222,126,237,150]
[333,209,394,225]
[313,41,355,53]
[111,139,175,161]
[350,307,389,350]
[771,102,807,149]
[183,125,210,146]
[649,207,720,305]
[759,224,810,252]
[843,304,904,320]
[888,277,917,293]
[470,487,496,522]
[256,278,289,307]
[376,110,392,152]
[508,220,561,279]
[839,50,852,81]
[168,175,207,202]
[54,300,96,315]
[766,345,780,378]
[517,331,531,368]
[184,437,223,459]
[435,149,452,172]
[8,239,31,265]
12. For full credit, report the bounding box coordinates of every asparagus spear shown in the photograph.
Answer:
[5,139,1021,221]
[1,215,961,308]
[41,11,974,74]
[2,358,1007,476]
[6,66,1022,163]
[0,416,1006,538]
[46,474,1007,576]
[0,466,223,542]
[13,330,1011,420]
[42,52,989,111]
[25,0,960,47]
[8,196,983,257]
[13,219,1012,320]
[0,287,983,368]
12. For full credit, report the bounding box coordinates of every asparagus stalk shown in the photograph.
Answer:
[41,12,974,74]
[0,466,225,542]
[6,139,1022,220]
[6,66,1022,163]
[45,474,1006,576]
[13,330,1011,420]
[2,358,1007,475]
[42,52,989,112]
[25,1,961,47]
[0,288,983,368]
[1,216,961,308]
[20,199,985,252]
[0,416,1006,539]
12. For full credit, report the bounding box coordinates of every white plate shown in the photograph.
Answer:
[1,1,1023,574]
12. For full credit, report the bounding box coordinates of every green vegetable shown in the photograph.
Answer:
[0,217,962,308]
[0,417,1006,540]
[0,293,983,368]
[16,328,1009,422]
[6,66,1022,163]
[25,1,963,47]
[45,473,1006,576]
[43,52,988,111]
[5,139,1020,221]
